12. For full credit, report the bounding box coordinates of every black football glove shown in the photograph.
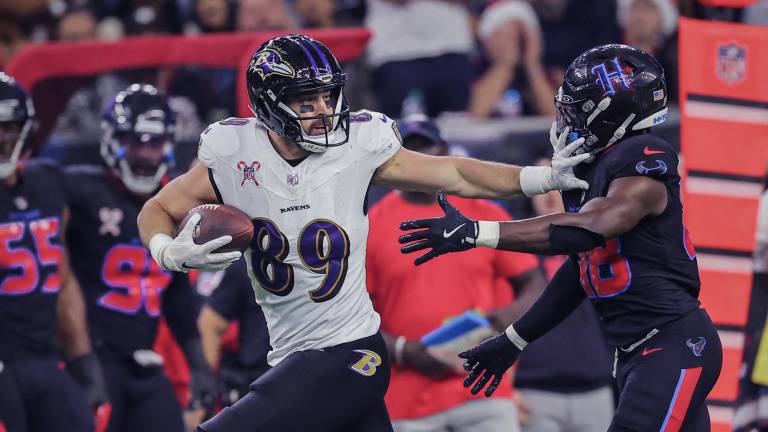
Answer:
[458,333,521,397]
[399,192,478,265]
[182,340,216,413]
[67,352,111,409]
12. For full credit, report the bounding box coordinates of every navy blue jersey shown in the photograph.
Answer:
[64,165,196,358]
[206,259,270,370]
[0,160,67,360]
[562,134,701,347]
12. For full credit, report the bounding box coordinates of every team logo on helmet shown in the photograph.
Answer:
[250,49,295,80]
[591,57,632,97]
[716,42,746,85]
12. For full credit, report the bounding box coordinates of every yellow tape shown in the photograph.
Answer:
[752,312,768,386]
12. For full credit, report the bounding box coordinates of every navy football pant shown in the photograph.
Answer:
[610,308,722,432]
[0,357,92,432]
[100,357,184,432]
[199,332,393,432]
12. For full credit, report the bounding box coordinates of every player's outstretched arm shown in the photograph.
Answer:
[138,162,241,272]
[374,131,589,199]
[399,176,666,265]
[459,258,585,397]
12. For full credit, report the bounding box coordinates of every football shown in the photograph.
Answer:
[178,204,254,253]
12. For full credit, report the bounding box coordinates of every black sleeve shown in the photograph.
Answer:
[607,134,679,183]
[513,257,587,343]
[206,260,248,321]
[161,273,200,345]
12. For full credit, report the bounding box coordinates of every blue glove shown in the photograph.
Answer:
[458,333,521,397]
[399,192,478,265]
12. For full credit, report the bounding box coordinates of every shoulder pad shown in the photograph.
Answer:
[198,118,255,168]
[604,135,678,182]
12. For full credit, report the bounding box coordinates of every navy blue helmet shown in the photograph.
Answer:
[0,73,35,179]
[101,83,176,194]
[246,34,349,153]
[555,44,668,155]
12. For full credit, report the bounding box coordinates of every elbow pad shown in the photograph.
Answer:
[548,225,606,254]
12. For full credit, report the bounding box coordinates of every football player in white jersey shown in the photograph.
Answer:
[137,34,589,432]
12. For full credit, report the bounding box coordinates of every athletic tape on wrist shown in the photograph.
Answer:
[148,233,173,270]
[394,336,406,366]
[519,166,550,197]
[505,325,529,350]
[476,221,500,249]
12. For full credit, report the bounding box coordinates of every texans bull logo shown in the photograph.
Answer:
[250,49,295,80]
[686,337,706,357]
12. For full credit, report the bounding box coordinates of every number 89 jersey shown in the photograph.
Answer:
[199,111,401,365]
[561,134,701,348]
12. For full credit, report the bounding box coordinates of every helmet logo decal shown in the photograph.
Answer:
[591,57,631,97]
[250,50,295,80]
[581,100,595,112]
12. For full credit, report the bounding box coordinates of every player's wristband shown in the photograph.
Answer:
[148,233,173,271]
[504,325,529,351]
[519,166,552,197]
[394,336,406,366]
[476,221,500,249]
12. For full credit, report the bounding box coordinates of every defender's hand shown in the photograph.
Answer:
[188,365,216,413]
[458,333,521,397]
[399,192,478,265]
[68,352,110,409]
[149,213,241,273]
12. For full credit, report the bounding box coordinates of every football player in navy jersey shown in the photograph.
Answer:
[0,72,109,432]
[400,44,723,431]
[64,83,216,432]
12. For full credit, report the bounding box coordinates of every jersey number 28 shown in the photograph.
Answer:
[577,239,632,298]
[249,218,350,303]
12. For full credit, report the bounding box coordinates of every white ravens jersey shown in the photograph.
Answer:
[198,111,401,365]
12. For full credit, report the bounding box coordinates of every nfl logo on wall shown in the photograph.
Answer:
[716,42,747,85]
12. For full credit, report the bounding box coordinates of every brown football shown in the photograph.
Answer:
[178,204,254,253]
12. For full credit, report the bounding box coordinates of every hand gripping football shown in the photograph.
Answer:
[178,204,254,253]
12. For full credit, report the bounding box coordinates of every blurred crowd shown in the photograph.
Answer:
[3,0,768,133]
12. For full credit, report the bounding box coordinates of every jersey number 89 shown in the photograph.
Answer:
[249,218,350,303]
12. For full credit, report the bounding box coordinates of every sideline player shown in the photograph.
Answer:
[399,44,723,431]
[136,34,588,431]
[64,84,216,432]
[0,72,108,432]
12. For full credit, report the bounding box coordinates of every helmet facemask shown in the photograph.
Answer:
[254,79,350,153]
[101,117,175,195]
[0,119,33,179]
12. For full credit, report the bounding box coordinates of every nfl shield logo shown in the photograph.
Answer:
[287,172,299,186]
[716,42,747,85]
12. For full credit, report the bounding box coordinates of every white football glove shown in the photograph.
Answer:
[519,124,590,197]
[148,213,242,273]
